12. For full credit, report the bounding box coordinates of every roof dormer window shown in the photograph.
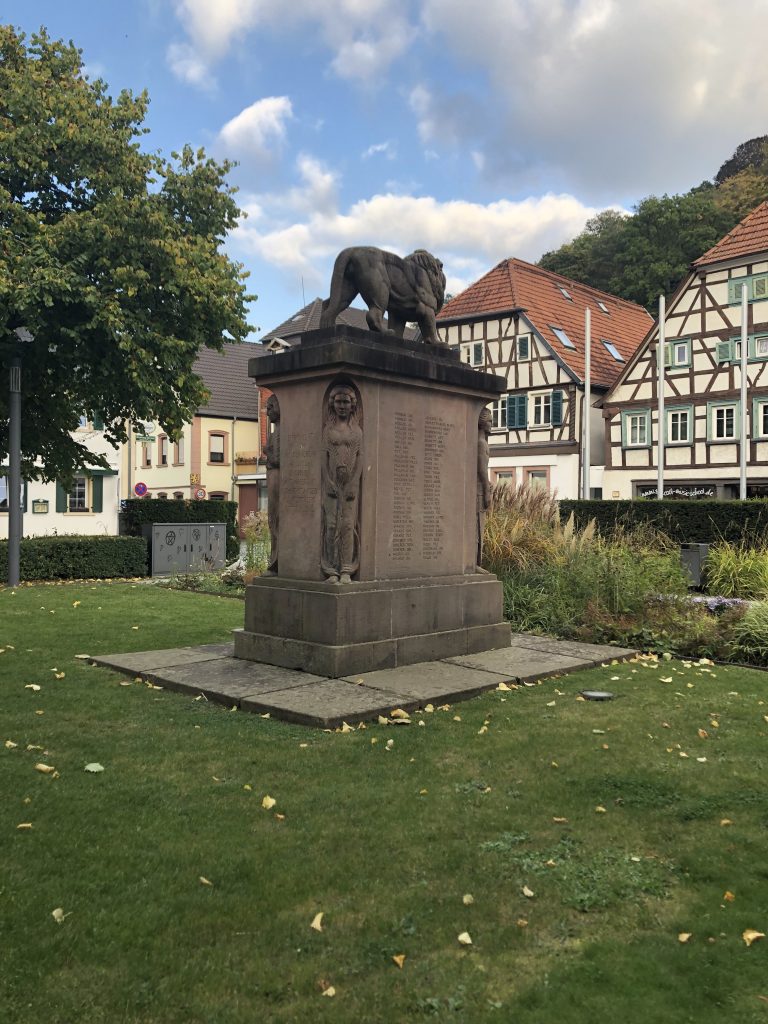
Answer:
[597,301,609,314]
[550,326,575,349]
[601,339,624,362]
[557,286,573,301]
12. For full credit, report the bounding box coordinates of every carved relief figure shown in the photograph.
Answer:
[321,384,363,584]
[264,395,280,575]
[320,246,446,346]
[477,408,493,568]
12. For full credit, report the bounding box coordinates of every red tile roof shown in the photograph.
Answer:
[438,258,653,388]
[261,297,417,344]
[693,201,768,267]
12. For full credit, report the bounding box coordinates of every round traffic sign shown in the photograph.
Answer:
[194,487,207,500]
[134,481,148,497]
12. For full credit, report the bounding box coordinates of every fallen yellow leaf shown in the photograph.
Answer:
[321,985,336,997]
[546,700,556,707]
[390,708,410,720]
[678,932,692,943]
[457,931,473,945]
[261,795,277,810]
[516,918,528,928]
[743,929,765,947]
[462,893,474,905]
[24,684,41,691]
[199,876,214,886]
[34,763,55,774]
[698,729,708,739]
[51,907,69,924]
[496,682,511,691]
[553,816,568,824]
[385,739,394,750]
[311,912,324,932]
[720,818,733,826]
[377,715,389,726]
[16,822,32,830]
[595,806,607,814]
[522,885,535,898]
[392,954,406,969]
[5,740,18,749]
[724,891,736,902]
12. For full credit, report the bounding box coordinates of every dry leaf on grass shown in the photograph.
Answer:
[261,795,277,810]
[595,806,607,814]
[199,876,214,887]
[724,891,736,902]
[522,885,535,898]
[16,822,32,830]
[310,912,324,932]
[321,985,336,997]
[74,654,90,660]
[553,816,568,824]
[457,932,473,945]
[385,739,394,750]
[5,740,18,749]
[84,763,104,773]
[52,908,71,924]
[24,684,41,691]
[743,929,765,947]
[720,818,734,826]
[392,954,406,969]
[678,932,692,943]
[462,893,474,905]
[390,708,410,720]
[34,763,55,774]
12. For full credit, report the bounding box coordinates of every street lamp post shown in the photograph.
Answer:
[5,327,32,588]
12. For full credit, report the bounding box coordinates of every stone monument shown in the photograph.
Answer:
[234,247,510,677]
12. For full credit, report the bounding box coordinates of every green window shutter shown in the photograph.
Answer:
[729,279,747,304]
[22,481,27,513]
[91,476,103,513]
[518,335,529,360]
[515,395,528,428]
[551,390,563,426]
[92,415,104,431]
[55,481,68,513]
[663,343,673,368]
[716,339,734,363]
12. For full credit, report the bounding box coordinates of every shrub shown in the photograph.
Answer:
[559,498,768,545]
[704,542,768,599]
[120,498,239,559]
[728,602,768,665]
[242,511,270,575]
[0,535,147,581]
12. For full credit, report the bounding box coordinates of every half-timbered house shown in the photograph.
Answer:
[602,201,768,500]
[436,259,653,496]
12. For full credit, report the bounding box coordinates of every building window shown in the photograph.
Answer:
[664,339,690,369]
[209,491,227,500]
[524,468,549,491]
[755,335,768,358]
[708,402,738,441]
[557,285,573,301]
[174,436,185,465]
[157,492,168,500]
[667,407,692,444]
[622,409,650,448]
[209,433,226,464]
[495,470,515,484]
[550,326,575,349]
[491,397,507,430]
[142,443,151,468]
[602,340,625,363]
[77,415,89,429]
[728,273,768,304]
[470,342,483,366]
[517,335,530,361]
[69,476,89,512]
[0,475,24,511]
[173,491,184,500]
[597,301,609,314]
[532,393,551,426]
[159,435,169,466]
[753,398,768,438]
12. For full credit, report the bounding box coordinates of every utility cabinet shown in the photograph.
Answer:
[680,543,710,588]
[142,523,227,576]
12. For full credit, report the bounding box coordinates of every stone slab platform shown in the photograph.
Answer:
[90,635,636,729]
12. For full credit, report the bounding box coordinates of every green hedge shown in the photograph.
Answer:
[0,535,148,581]
[559,499,768,544]
[120,498,239,559]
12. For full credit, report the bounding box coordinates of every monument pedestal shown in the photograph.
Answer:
[236,326,509,677]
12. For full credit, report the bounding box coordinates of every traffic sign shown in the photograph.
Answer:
[134,481,148,497]
[194,487,207,500]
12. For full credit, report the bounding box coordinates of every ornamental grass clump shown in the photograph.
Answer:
[704,541,768,599]
[728,601,768,664]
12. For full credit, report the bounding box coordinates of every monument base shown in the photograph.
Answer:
[234,574,510,678]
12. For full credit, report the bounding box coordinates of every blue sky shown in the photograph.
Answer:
[7,2,768,339]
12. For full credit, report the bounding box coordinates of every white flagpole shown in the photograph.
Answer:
[582,307,591,500]
[740,286,749,499]
[657,295,665,500]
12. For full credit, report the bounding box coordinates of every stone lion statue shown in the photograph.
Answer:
[320,246,447,346]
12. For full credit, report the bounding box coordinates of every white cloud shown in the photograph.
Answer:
[362,141,397,160]
[170,0,414,85]
[166,42,213,88]
[218,97,293,159]
[418,0,768,195]
[235,158,604,292]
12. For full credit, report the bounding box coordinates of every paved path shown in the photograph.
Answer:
[91,634,636,728]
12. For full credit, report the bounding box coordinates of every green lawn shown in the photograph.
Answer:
[2,583,768,1023]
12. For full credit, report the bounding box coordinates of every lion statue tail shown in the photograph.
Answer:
[320,249,352,329]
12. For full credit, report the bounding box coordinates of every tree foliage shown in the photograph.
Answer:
[540,138,768,312]
[0,26,254,482]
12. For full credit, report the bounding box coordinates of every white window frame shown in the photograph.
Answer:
[667,408,691,444]
[531,393,552,427]
[68,476,90,512]
[624,411,649,448]
[708,403,738,441]
[491,397,507,430]
[471,342,484,366]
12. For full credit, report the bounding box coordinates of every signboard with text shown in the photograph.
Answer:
[636,483,716,500]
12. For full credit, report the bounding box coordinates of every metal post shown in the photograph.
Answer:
[740,286,749,499]
[657,295,666,500]
[582,307,591,500]
[8,354,22,588]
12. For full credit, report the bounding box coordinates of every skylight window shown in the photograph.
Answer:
[557,286,573,301]
[601,339,624,362]
[550,326,575,349]
[597,301,609,314]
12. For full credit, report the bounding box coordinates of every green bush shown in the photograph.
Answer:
[121,498,239,559]
[0,535,148,582]
[704,542,768,599]
[559,498,768,544]
[728,601,768,665]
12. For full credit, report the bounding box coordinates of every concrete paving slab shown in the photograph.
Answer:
[507,635,636,661]
[90,643,234,674]
[240,679,417,728]
[144,657,324,705]
[445,644,593,682]
[342,660,512,701]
